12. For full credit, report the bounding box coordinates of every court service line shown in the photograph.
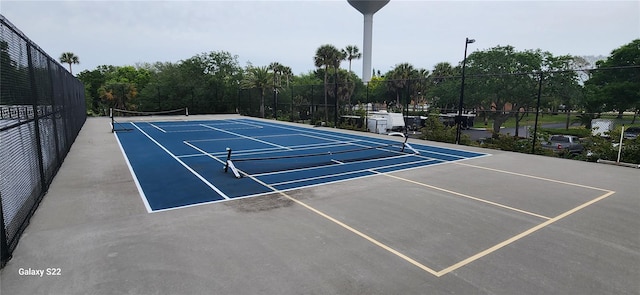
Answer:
[238,169,441,276]
[200,124,291,150]
[455,162,613,192]
[436,190,616,276]
[374,172,552,220]
[130,122,231,201]
[225,120,264,129]
[148,123,167,133]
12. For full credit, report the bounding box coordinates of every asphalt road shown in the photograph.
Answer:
[462,123,584,141]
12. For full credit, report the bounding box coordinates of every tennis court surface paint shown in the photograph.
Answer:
[114,118,488,212]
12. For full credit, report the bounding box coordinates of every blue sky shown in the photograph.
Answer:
[1,0,638,78]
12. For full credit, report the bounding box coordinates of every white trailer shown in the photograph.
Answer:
[367,110,405,133]
[367,117,387,134]
[591,119,615,136]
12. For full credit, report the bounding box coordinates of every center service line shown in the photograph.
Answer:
[200,124,291,150]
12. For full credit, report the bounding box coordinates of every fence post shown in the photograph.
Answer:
[531,72,544,154]
[48,59,62,167]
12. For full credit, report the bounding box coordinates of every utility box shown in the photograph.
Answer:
[592,119,615,136]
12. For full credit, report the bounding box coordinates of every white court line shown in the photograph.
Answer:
[268,157,440,187]
[176,140,366,159]
[113,129,153,213]
[200,124,292,150]
[228,141,369,158]
[148,123,166,133]
[188,134,293,143]
[232,119,473,160]
[182,141,227,167]
[251,153,420,178]
[222,120,264,129]
[130,122,231,202]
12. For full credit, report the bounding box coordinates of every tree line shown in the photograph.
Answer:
[74,39,639,134]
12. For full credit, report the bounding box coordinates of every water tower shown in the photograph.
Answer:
[348,0,390,82]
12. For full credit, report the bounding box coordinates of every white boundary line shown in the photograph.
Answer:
[130,122,231,206]
[200,123,291,150]
[148,122,167,133]
[113,130,153,213]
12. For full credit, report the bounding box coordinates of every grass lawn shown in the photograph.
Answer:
[472,112,639,129]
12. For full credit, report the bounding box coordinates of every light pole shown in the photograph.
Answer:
[455,37,475,145]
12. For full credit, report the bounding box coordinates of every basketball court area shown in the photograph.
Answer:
[1,115,638,294]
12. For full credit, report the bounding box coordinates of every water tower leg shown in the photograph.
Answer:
[362,13,373,83]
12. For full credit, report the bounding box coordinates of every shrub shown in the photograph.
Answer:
[583,130,640,164]
[419,116,471,145]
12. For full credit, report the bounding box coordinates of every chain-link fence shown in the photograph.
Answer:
[1,15,86,267]
[236,66,638,164]
[239,68,638,123]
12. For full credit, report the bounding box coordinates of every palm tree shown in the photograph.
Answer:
[342,45,362,74]
[387,63,417,107]
[412,68,430,108]
[59,52,79,75]
[314,44,344,123]
[431,62,455,85]
[242,66,271,118]
[281,66,293,88]
[335,70,357,110]
[269,62,291,118]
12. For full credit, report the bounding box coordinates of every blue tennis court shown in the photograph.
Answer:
[114,118,488,212]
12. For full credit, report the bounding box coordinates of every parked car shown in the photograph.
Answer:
[542,135,585,154]
[624,127,640,139]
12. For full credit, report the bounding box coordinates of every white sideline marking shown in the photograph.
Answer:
[131,122,230,204]
[114,128,153,213]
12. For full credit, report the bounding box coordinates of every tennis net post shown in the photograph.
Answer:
[401,135,420,155]
[109,107,188,132]
[224,148,242,178]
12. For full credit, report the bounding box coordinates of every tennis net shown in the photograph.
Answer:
[224,137,419,178]
[110,107,188,132]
